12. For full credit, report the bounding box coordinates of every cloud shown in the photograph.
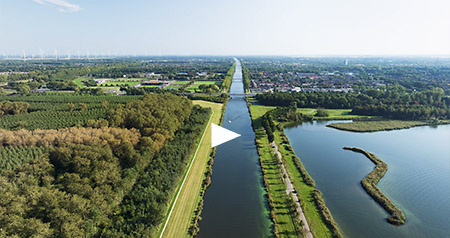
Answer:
[33,0,81,13]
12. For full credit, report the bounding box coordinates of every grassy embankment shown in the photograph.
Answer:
[158,100,224,238]
[328,120,450,132]
[343,147,406,225]
[249,102,302,237]
[249,102,342,238]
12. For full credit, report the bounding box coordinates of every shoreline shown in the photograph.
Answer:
[343,147,406,225]
[327,120,450,133]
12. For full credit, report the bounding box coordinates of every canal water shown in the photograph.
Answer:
[284,120,450,238]
[198,60,273,237]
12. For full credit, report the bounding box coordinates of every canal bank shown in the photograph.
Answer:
[198,59,273,238]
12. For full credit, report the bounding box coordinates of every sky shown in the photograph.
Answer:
[0,0,449,56]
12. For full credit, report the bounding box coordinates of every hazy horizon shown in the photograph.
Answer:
[1,0,449,56]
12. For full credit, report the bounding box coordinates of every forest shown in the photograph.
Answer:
[0,93,211,237]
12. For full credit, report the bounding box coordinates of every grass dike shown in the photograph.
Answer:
[157,100,225,238]
[343,147,406,225]
[247,99,343,238]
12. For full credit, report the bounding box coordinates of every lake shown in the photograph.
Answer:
[284,120,450,238]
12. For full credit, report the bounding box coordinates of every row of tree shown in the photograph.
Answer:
[256,86,450,120]
[0,101,29,116]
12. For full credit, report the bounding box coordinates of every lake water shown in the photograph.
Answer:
[197,60,272,237]
[284,120,450,238]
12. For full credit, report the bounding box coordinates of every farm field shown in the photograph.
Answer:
[186,81,221,91]
[0,94,141,130]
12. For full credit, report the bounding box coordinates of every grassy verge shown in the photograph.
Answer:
[158,100,224,238]
[328,120,450,132]
[248,100,342,238]
[343,147,406,225]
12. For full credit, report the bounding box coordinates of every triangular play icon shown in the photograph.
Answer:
[211,123,241,148]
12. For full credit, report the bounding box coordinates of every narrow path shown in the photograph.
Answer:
[272,141,314,238]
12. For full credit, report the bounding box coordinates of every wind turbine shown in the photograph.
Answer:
[67,50,71,60]
[54,48,58,61]
[87,51,90,61]
[39,48,45,59]
[22,49,27,61]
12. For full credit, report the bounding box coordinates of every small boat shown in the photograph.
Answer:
[228,120,231,123]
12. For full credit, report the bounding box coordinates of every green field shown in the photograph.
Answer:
[166,81,191,90]
[248,102,368,121]
[171,81,191,85]
[74,77,88,87]
[186,81,221,91]
[159,100,224,238]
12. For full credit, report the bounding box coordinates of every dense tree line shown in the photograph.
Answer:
[0,101,29,116]
[261,105,312,142]
[242,64,251,93]
[188,93,229,103]
[0,127,140,147]
[112,105,211,236]
[220,63,235,92]
[256,86,450,120]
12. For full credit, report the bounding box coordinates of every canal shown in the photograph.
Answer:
[198,59,273,237]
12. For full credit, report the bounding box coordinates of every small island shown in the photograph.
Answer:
[343,147,406,225]
[329,120,449,132]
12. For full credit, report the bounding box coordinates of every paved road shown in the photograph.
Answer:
[272,141,314,238]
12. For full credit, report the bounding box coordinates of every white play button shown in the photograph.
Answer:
[211,123,241,148]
